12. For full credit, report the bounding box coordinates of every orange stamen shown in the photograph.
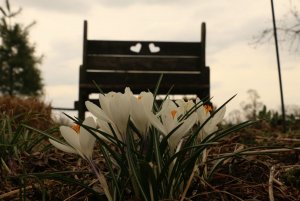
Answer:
[171,110,177,119]
[71,124,80,133]
[137,96,142,100]
[204,105,213,114]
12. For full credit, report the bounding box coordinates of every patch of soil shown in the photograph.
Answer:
[1,123,299,200]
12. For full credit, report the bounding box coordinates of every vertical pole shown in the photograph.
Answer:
[270,0,286,132]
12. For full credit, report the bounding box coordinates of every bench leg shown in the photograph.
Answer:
[78,105,85,120]
[78,92,88,120]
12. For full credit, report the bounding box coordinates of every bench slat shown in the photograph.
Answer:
[79,70,209,94]
[86,40,203,56]
[86,55,203,71]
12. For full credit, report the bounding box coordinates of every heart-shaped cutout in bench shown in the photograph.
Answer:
[149,43,160,53]
[130,43,142,53]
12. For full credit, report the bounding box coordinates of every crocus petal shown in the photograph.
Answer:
[97,119,113,136]
[204,107,226,134]
[175,99,195,114]
[177,113,197,134]
[49,139,77,154]
[140,91,154,111]
[162,114,177,133]
[109,93,130,135]
[79,117,96,159]
[147,112,168,135]
[212,107,226,124]
[60,126,81,151]
[130,103,146,133]
[99,93,113,118]
[168,113,197,151]
[168,130,182,152]
[124,87,134,97]
[197,105,210,124]
[157,99,177,116]
[96,119,121,141]
[85,101,112,123]
[130,96,149,134]
[131,91,154,134]
[203,123,217,135]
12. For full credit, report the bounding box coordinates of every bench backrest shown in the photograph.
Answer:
[76,20,210,119]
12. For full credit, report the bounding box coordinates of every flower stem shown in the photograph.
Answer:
[88,160,113,201]
[180,163,197,201]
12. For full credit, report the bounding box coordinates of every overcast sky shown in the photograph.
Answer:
[8,0,300,118]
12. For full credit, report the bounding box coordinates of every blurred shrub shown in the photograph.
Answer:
[0,95,53,130]
[0,96,57,177]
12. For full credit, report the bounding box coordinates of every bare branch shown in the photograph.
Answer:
[251,1,300,53]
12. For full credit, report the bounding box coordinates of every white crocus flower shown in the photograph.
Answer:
[86,88,132,141]
[49,117,96,160]
[175,99,195,114]
[196,98,226,138]
[148,99,197,152]
[130,91,154,134]
[50,117,112,201]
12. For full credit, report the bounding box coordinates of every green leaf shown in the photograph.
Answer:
[92,80,104,94]
[207,157,228,180]
[125,128,150,201]
[153,129,163,173]
[159,123,183,153]
[99,144,122,199]
[153,74,163,100]
[17,171,104,200]
[140,160,159,201]
[79,123,124,166]
[152,74,174,113]
[22,124,70,147]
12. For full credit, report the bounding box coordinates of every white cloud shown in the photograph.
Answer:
[13,0,91,13]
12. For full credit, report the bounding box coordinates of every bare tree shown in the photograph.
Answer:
[240,89,263,121]
[252,1,300,52]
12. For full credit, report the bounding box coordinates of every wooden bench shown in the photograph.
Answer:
[75,20,210,119]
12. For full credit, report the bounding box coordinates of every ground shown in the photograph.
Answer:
[0,121,299,201]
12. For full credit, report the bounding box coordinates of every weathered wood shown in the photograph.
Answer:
[75,20,210,119]
[86,55,202,71]
[80,71,209,93]
[86,40,203,56]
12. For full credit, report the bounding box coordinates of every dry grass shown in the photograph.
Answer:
[0,95,54,130]
[195,124,300,201]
